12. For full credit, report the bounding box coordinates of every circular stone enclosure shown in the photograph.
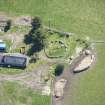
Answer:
[45,41,67,58]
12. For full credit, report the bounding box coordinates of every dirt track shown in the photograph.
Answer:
[52,55,84,105]
[52,51,96,105]
[0,63,52,92]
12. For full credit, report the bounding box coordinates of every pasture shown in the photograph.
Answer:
[0,0,105,40]
[0,0,105,105]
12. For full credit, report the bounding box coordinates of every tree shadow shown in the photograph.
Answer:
[31,17,41,30]
[55,64,64,76]
[24,34,33,45]
[4,20,11,32]
[27,43,43,56]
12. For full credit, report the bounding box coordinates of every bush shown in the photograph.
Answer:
[54,64,64,76]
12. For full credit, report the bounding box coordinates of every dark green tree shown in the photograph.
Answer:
[4,20,11,32]
[27,29,45,56]
[54,64,64,76]
[24,16,45,56]
[31,16,42,30]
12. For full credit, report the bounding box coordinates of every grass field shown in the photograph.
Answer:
[0,0,105,40]
[67,44,105,105]
[0,81,50,105]
[0,0,105,105]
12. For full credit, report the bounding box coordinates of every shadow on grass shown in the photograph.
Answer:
[4,20,11,32]
[0,65,25,70]
[55,64,64,76]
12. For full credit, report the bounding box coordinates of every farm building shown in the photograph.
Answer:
[0,53,29,68]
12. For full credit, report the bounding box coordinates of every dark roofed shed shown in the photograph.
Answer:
[3,56,27,68]
[0,53,28,68]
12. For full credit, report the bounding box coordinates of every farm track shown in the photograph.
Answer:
[52,50,96,105]
[52,54,85,105]
[0,63,53,91]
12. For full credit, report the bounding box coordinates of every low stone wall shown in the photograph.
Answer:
[45,26,74,37]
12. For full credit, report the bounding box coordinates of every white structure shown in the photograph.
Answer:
[73,53,95,73]
[54,79,67,98]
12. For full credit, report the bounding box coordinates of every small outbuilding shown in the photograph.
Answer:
[0,53,29,68]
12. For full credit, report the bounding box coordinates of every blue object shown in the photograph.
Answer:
[0,43,6,50]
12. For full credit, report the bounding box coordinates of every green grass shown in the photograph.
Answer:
[25,59,47,72]
[10,26,31,33]
[0,0,105,105]
[0,0,105,40]
[4,39,12,52]
[0,81,50,105]
[68,45,105,105]
[46,40,66,58]
[48,47,66,57]
[0,59,46,75]
[45,33,76,58]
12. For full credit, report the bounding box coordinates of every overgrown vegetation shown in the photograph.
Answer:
[54,64,64,76]
[24,17,45,56]
[48,64,65,78]
[45,33,76,59]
